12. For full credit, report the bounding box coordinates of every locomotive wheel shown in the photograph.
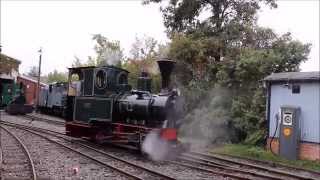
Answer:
[94,130,108,144]
[138,133,149,157]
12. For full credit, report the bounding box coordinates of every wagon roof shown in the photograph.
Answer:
[18,75,48,86]
[264,71,320,82]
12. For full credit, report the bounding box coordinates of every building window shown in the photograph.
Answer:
[292,84,300,94]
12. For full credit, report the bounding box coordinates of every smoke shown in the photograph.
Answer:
[100,49,123,66]
[141,130,171,161]
[178,87,233,151]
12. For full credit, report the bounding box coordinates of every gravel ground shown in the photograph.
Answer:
[56,138,171,180]
[29,112,66,123]
[0,113,235,179]
[0,113,65,133]
[180,137,320,179]
[79,142,234,180]
[208,154,320,180]
[0,128,33,179]
[3,126,127,180]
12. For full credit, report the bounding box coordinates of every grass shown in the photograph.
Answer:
[210,144,320,172]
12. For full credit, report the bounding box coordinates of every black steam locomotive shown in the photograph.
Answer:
[65,59,181,151]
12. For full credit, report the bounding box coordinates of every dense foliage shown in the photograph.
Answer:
[71,34,164,93]
[122,35,163,92]
[145,0,311,145]
[47,70,68,83]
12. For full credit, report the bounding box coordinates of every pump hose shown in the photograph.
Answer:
[270,113,279,155]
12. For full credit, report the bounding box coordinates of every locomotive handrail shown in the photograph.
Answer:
[131,90,152,99]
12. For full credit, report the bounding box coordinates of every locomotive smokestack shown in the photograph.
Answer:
[157,58,176,91]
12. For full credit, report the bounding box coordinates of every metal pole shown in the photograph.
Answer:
[36,48,42,112]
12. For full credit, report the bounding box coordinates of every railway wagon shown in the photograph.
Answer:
[65,59,182,153]
[38,82,68,116]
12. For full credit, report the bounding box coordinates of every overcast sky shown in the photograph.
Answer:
[1,0,319,75]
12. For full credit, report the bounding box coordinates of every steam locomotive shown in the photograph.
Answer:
[4,82,33,115]
[65,59,182,152]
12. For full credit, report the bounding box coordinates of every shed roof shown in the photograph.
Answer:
[264,71,320,82]
[0,53,21,64]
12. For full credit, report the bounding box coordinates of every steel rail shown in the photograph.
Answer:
[0,146,3,172]
[178,155,283,180]
[1,117,177,180]
[0,121,176,180]
[0,119,284,180]
[216,153,320,176]
[0,125,37,180]
[168,160,249,180]
[0,120,66,136]
[2,118,318,180]
[23,114,65,126]
[2,123,143,180]
[68,141,177,180]
[188,152,317,180]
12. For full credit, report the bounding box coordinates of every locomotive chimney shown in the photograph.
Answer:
[157,58,176,91]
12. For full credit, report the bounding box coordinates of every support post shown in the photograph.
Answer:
[36,48,42,112]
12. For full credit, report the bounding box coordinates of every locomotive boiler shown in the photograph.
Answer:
[65,59,181,151]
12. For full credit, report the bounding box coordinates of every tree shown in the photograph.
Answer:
[145,0,277,63]
[72,35,124,68]
[92,34,124,66]
[145,0,311,144]
[26,66,39,77]
[123,35,163,92]
[72,56,83,67]
[47,70,68,83]
[130,35,158,61]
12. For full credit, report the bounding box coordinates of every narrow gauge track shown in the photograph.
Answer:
[6,115,318,180]
[3,116,317,180]
[0,125,37,180]
[179,151,318,180]
[0,120,274,180]
[0,121,176,180]
[217,153,320,177]
[23,114,65,126]
[170,157,279,180]
[0,119,241,180]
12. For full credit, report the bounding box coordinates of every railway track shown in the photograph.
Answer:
[218,153,320,177]
[170,157,276,180]
[0,121,176,180]
[176,151,319,180]
[2,114,319,180]
[23,114,65,126]
[0,125,37,180]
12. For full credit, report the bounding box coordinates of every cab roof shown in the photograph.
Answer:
[68,65,129,73]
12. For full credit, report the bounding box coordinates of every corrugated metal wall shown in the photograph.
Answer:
[268,82,320,143]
